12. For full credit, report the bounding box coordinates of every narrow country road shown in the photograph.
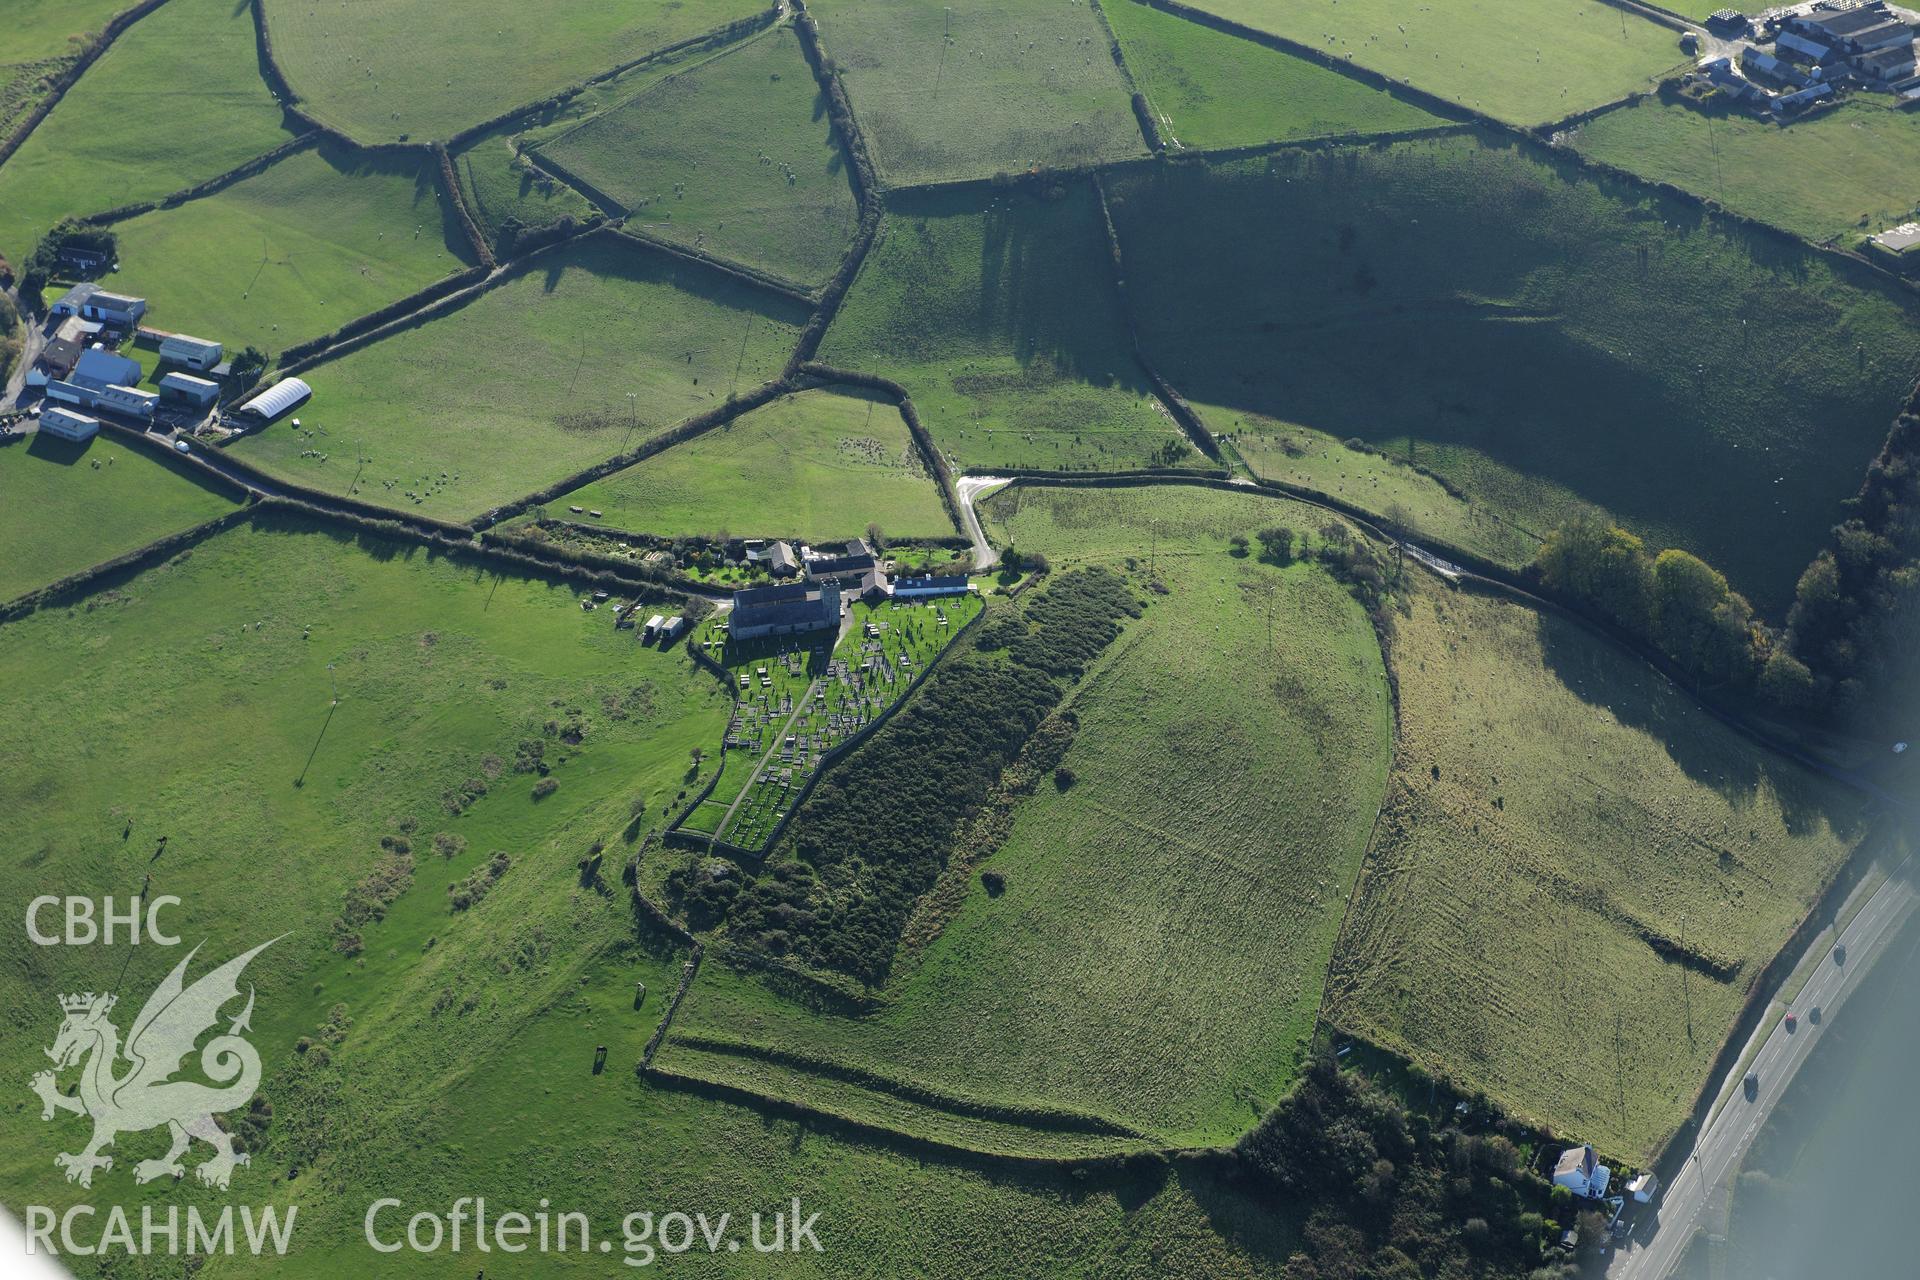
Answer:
[955,474,1009,572]
[1607,856,1917,1279]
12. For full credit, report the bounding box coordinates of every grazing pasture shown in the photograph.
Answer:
[1573,97,1920,246]
[1102,0,1441,149]
[110,143,474,354]
[554,387,954,540]
[1183,0,1687,125]
[1327,574,1878,1159]
[0,0,124,66]
[0,437,239,603]
[0,0,291,268]
[230,236,810,518]
[808,0,1148,184]
[258,0,767,144]
[1215,402,1543,569]
[666,483,1391,1148]
[1106,134,1920,615]
[538,26,859,286]
[819,183,1196,472]
[454,129,598,252]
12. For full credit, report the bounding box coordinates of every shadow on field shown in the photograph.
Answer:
[25,433,89,466]
[1537,610,1862,839]
[1177,1161,1304,1264]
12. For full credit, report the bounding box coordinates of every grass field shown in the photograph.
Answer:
[259,0,767,144]
[1214,403,1544,568]
[663,483,1391,1148]
[1183,0,1687,125]
[454,130,598,250]
[537,26,859,287]
[1106,133,1920,615]
[1326,573,1877,1159]
[819,182,1197,472]
[0,436,240,602]
[1573,97,1920,245]
[1102,0,1442,149]
[0,0,121,64]
[0,0,291,269]
[552,387,953,540]
[230,236,811,518]
[808,0,1148,185]
[109,143,474,355]
[0,513,736,1236]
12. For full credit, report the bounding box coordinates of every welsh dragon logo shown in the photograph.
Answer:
[30,938,278,1190]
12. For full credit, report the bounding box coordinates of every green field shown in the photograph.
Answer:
[1184,0,1687,125]
[1106,134,1920,614]
[1327,573,1876,1159]
[554,387,954,540]
[537,26,859,287]
[259,0,767,144]
[0,437,240,602]
[0,0,121,64]
[1214,403,1544,568]
[454,130,598,252]
[231,236,811,518]
[1574,97,1920,245]
[109,143,474,355]
[662,484,1391,1148]
[1102,0,1442,149]
[809,0,1148,185]
[0,0,291,268]
[819,182,1197,472]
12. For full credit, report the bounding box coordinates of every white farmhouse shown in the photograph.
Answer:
[1551,1145,1611,1199]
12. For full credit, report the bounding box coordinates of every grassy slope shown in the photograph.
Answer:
[0,0,291,267]
[0,437,239,602]
[1214,405,1543,569]
[1327,574,1874,1159]
[538,26,859,287]
[455,133,596,247]
[0,0,122,63]
[259,0,765,144]
[667,484,1391,1148]
[0,517,734,1231]
[1186,0,1686,125]
[109,143,474,354]
[1107,134,1920,616]
[809,0,1148,185]
[1574,97,1920,245]
[818,182,1195,472]
[554,387,955,540]
[1102,0,1440,149]
[230,237,810,518]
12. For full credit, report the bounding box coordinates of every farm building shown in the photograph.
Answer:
[49,283,146,328]
[158,333,223,371]
[159,371,221,408]
[37,406,101,443]
[1869,221,1920,271]
[891,574,971,599]
[659,615,687,645]
[236,377,312,424]
[1742,46,1813,86]
[808,538,879,580]
[729,581,839,639]
[1777,29,1836,62]
[24,337,81,388]
[1551,1145,1611,1200]
[858,568,892,603]
[766,541,800,578]
[1855,44,1917,79]
[1774,82,1835,111]
[70,347,142,392]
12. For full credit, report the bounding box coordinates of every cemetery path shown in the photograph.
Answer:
[714,676,821,845]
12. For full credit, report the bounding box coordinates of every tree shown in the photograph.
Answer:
[1650,549,1760,687]
[1535,516,1653,632]
[865,521,886,550]
[1257,526,1297,566]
